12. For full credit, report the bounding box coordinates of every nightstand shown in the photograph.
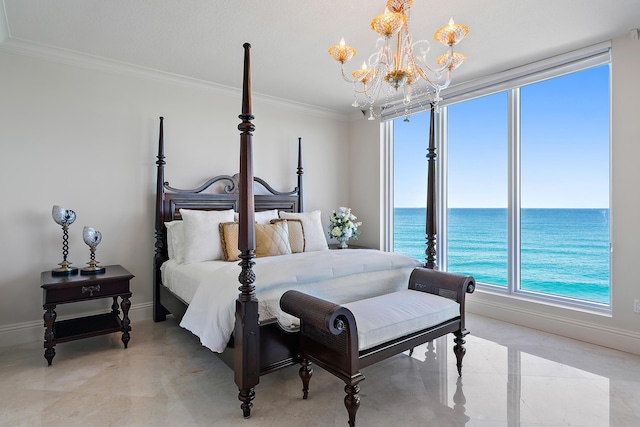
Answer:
[328,243,373,250]
[41,265,134,365]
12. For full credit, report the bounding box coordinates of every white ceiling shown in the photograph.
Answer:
[2,0,640,114]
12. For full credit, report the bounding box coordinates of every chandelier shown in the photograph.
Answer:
[328,0,469,119]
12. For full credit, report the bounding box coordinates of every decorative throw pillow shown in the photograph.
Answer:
[220,221,293,261]
[279,210,328,252]
[233,209,279,224]
[271,218,305,253]
[165,220,185,262]
[219,222,240,262]
[255,221,292,258]
[179,209,235,264]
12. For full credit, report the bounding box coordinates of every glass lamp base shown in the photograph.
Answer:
[81,259,106,275]
[81,266,106,275]
[52,266,79,276]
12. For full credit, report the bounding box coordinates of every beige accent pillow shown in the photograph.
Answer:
[279,210,328,252]
[219,221,293,261]
[180,209,235,264]
[219,222,240,262]
[255,221,292,258]
[271,219,305,253]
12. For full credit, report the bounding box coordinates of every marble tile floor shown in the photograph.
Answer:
[2,314,640,427]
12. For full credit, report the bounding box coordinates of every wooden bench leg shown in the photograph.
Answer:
[344,383,361,427]
[299,358,313,399]
[453,330,469,376]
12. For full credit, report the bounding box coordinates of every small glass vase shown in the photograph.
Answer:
[337,237,349,249]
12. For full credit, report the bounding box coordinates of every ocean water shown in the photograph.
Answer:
[394,208,610,304]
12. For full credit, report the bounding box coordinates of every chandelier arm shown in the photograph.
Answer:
[414,45,456,75]
[413,67,452,93]
[340,64,357,84]
[433,70,453,92]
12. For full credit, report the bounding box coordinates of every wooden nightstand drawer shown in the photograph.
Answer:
[44,279,130,304]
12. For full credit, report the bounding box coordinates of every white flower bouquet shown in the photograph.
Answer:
[328,207,362,248]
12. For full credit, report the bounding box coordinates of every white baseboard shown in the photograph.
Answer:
[0,302,154,348]
[467,297,640,356]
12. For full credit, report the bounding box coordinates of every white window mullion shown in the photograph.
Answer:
[437,107,448,270]
[507,88,521,294]
[383,121,394,252]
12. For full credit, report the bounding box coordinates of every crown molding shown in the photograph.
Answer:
[0,37,347,121]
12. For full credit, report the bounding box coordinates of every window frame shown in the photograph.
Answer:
[385,42,612,313]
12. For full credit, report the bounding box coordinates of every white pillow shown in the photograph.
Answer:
[233,209,279,224]
[279,210,328,252]
[165,220,185,263]
[179,209,235,264]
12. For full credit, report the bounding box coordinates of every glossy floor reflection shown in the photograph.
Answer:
[2,314,640,426]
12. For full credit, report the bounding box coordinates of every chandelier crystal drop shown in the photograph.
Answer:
[328,0,469,119]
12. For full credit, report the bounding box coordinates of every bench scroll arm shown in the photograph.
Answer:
[280,290,355,335]
[280,290,360,381]
[408,268,475,338]
[409,268,475,303]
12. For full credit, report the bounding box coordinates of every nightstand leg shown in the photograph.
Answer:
[120,294,131,348]
[111,296,120,317]
[43,305,57,366]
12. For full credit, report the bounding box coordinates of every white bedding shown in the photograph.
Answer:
[161,249,422,352]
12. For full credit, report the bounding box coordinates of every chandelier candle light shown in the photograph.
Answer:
[51,205,78,276]
[328,0,469,119]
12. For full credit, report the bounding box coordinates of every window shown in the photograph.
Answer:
[519,66,610,304]
[390,45,611,308]
[393,113,428,261]
[447,92,508,287]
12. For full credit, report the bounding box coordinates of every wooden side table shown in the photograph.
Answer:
[41,264,134,365]
[328,243,373,250]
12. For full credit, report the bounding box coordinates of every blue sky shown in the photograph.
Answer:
[394,65,610,208]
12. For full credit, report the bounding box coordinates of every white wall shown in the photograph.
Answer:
[609,32,640,344]
[0,49,349,345]
[347,33,640,355]
[347,116,384,250]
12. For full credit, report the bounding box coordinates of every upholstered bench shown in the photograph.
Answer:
[280,267,475,427]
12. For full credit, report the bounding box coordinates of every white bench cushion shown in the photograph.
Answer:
[343,289,460,351]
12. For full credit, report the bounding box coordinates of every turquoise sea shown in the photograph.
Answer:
[394,208,610,304]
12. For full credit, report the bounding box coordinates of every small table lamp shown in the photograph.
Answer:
[51,205,78,276]
[81,226,105,275]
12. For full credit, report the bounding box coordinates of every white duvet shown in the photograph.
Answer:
[162,249,422,352]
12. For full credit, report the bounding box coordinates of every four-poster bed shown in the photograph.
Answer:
[152,43,471,421]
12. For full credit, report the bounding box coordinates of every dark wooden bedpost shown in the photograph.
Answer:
[297,137,304,212]
[425,104,438,270]
[154,117,169,321]
[235,42,260,419]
